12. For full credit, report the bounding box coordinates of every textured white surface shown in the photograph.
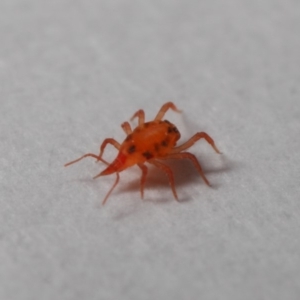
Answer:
[1,0,300,299]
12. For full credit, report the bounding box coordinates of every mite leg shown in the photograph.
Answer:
[130,109,145,126]
[64,138,120,167]
[100,172,120,205]
[164,152,210,186]
[64,153,108,167]
[65,152,120,205]
[149,160,178,201]
[154,102,181,121]
[171,132,221,154]
[121,122,132,135]
[137,163,148,199]
[93,139,121,205]
[97,138,121,161]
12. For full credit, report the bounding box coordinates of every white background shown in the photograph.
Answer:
[1,0,300,299]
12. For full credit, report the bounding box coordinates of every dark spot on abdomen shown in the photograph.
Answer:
[142,151,153,159]
[161,139,169,147]
[128,145,136,153]
[168,126,179,133]
[172,127,179,133]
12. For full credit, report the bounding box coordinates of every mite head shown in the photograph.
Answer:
[97,152,127,176]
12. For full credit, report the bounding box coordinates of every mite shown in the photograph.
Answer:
[65,102,221,204]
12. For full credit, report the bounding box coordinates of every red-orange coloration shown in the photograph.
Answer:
[65,102,221,204]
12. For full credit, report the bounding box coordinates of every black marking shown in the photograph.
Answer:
[172,127,179,133]
[166,123,179,134]
[161,139,169,147]
[128,145,136,153]
[142,151,153,159]
[164,120,171,124]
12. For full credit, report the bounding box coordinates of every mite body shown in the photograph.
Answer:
[106,120,180,173]
[65,102,221,204]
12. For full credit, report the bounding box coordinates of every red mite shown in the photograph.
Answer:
[65,102,221,204]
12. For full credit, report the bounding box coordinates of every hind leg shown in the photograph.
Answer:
[171,132,221,154]
[163,152,210,186]
[149,160,178,200]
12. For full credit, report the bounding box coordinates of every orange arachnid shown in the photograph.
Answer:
[65,102,221,204]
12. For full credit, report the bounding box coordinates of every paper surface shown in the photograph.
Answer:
[1,0,300,299]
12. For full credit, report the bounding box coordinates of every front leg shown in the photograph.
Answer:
[65,153,108,167]
[97,138,121,161]
[65,138,120,167]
